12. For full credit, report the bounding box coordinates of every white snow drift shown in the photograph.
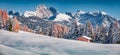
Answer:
[0,30,120,55]
[54,13,72,22]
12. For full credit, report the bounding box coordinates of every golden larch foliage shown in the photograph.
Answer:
[52,24,69,38]
[13,16,20,32]
[0,9,9,26]
[21,25,33,32]
[2,10,8,25]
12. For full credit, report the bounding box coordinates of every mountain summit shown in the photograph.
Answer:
[66,11,117,27]
[79,11,116,27]
[24,4,57,18]
[88,11,107,15]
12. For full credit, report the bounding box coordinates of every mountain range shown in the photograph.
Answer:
[14,4,118,27]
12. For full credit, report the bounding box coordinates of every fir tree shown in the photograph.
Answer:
[72,20,80,39]
[8,19,13,31]
[86,20,94,39]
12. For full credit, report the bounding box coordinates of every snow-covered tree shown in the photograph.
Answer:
[85,20,95,39]
[6,19,13,31]
[108,21,120,44]
[71,20,80,39]
[94,25,100,42]
[98,25,109,43]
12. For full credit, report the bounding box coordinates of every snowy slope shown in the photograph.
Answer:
[0,30,120,55]
[88,11,107,15]
[0,44,36,55]
[24,11,36,17]
[54,13,72,22]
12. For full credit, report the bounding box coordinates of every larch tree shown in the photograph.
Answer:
[0,10,9,28]
[52,24,69,38]
[2,10,8,26]
[52,24,62,38]
[22,25,30,32]
[12,16,20,32]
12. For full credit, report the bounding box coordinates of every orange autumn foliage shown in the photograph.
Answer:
[21,25,33,32]
[0,10,2,17]
[52,24,69,38]
[2,10,8,25]
[52,24,62,37]
[62,26,69,34]
[13,16,20,32]
[0,9,8,26]
[23,25,30,32]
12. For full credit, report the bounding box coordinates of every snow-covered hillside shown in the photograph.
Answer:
[0,30,120,55]
[0,44,35,55]
[54,13,72,22]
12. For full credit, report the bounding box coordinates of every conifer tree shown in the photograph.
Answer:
[72,20,80,39]
[8,19,13,31]
[12,16,20,32]
[86,20,94,39]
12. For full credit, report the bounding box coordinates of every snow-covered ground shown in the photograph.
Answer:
[0,44,35,55]
[0,30,120,55]
[54,13,72,22]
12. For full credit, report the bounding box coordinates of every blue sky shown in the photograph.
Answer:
[0,0,120,19]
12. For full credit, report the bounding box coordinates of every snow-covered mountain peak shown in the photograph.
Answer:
[88,11,107,15]
[77,10,85,14]
[24,4,53,18]
[36,4,47,11]
[79,10,116,27]
[100,11,107,15]
[54,13,72,21]
[24,11,35,17]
